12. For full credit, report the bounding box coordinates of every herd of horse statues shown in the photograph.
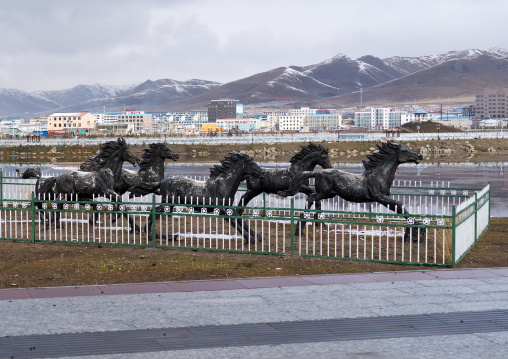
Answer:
[17,138,423,242]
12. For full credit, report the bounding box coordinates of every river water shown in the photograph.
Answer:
[3,161,506,217]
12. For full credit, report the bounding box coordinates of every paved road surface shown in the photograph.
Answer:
[1,267,507,358]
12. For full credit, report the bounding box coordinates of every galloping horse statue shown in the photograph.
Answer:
[236,142,332,214]
[279,141,423,240]
[128,152,265,243]
[79,142,178,231]
[36,138,140,226]
[80,142,179,195]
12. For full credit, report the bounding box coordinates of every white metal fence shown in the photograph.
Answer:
[0,171,490,266]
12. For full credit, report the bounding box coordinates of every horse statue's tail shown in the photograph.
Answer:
[35,177,57,199]
[277,171,316,197]
[128,182,161,197]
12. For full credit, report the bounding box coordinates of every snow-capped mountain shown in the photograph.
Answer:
[34,84,135,108]
[383,48,508,76]
[1,48,508,115]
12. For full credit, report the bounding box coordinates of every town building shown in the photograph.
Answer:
[275,115,305,131]
[47,112,96,134]
[217,118,259,132]
[474,88,508,119]
[303,113,342,131]
[290,107,317,116]
[116,111,152,133]
[207,99,240,122]
[354,108,434,130]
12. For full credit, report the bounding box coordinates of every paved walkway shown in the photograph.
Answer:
[1,267,508,358]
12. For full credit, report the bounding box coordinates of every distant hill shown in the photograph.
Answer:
[323,55,508,106]
[1,48,508,116]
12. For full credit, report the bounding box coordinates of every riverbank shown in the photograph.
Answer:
[2,137,508,165]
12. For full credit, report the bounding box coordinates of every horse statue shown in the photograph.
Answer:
[80,142,179,195]
[236,142,332,214]
[79,142,179,231]
[16,166,41,179]
[279,141,423,240]
[128,152,265,243]
[36,138,141,226]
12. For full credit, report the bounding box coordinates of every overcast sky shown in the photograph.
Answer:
[2,0,507,92]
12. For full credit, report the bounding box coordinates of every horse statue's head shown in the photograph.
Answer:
[158,143,179,161]
[79,138,141,171]
[139,143,179,170]
[16,166,41,179]
[117,138,141,167]
[290,142,333,170]
[363,141,422,171]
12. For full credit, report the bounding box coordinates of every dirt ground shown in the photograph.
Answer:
[0,217,506,289]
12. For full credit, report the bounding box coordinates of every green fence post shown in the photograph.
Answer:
[451,205,456,266]
[151,194,157,247]
[31,191,36,244]
[263,192,266,216]
[0,171,3,205]
[474,191,478,241]
[488,182,491,229]
[290,198,295,255]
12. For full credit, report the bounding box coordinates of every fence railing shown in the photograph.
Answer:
[0,175,490,267]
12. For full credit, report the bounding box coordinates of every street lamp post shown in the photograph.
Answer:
[437,123,440,141]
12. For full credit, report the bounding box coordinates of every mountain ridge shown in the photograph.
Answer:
[1,48,508,116]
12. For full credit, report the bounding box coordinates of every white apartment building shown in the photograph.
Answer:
[276,115,305,131]
[355,108,434,129]
[304,114,342,131]
[47,112,97,133]
[290,107,318,116]
[116,111,152,132]
[92,112,119,124]
[217,118,259,131]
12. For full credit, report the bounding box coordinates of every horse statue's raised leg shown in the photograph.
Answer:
[237,189,262,216]
[224,208,262,244]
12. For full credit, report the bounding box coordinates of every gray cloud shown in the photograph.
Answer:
[1,0,507,91]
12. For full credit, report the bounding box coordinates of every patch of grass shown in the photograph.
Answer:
[0,217,506,289]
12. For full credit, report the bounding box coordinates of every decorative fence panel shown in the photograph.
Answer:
[0,172,491,267]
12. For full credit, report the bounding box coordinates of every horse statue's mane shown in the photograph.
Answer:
[209,152,253,179]
[289,142,328,164]
[80,139,127,171]
[362,141,400,171]
[138,143,162,172]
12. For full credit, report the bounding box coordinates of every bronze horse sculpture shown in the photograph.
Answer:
[80,142,179,196]
[236,142,332,214]
[35,138,141,226]
[280,141,424,240]
[79,142,179,231]
[128,152,265,243]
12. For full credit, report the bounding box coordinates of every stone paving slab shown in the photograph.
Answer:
[0,267,507,358]
[2,267,507,301]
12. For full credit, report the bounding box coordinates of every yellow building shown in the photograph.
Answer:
[201,123,218,133]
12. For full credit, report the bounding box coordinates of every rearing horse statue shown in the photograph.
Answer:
[236,142,332,214]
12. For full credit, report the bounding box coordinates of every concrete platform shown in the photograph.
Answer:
[1,267,507,358]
